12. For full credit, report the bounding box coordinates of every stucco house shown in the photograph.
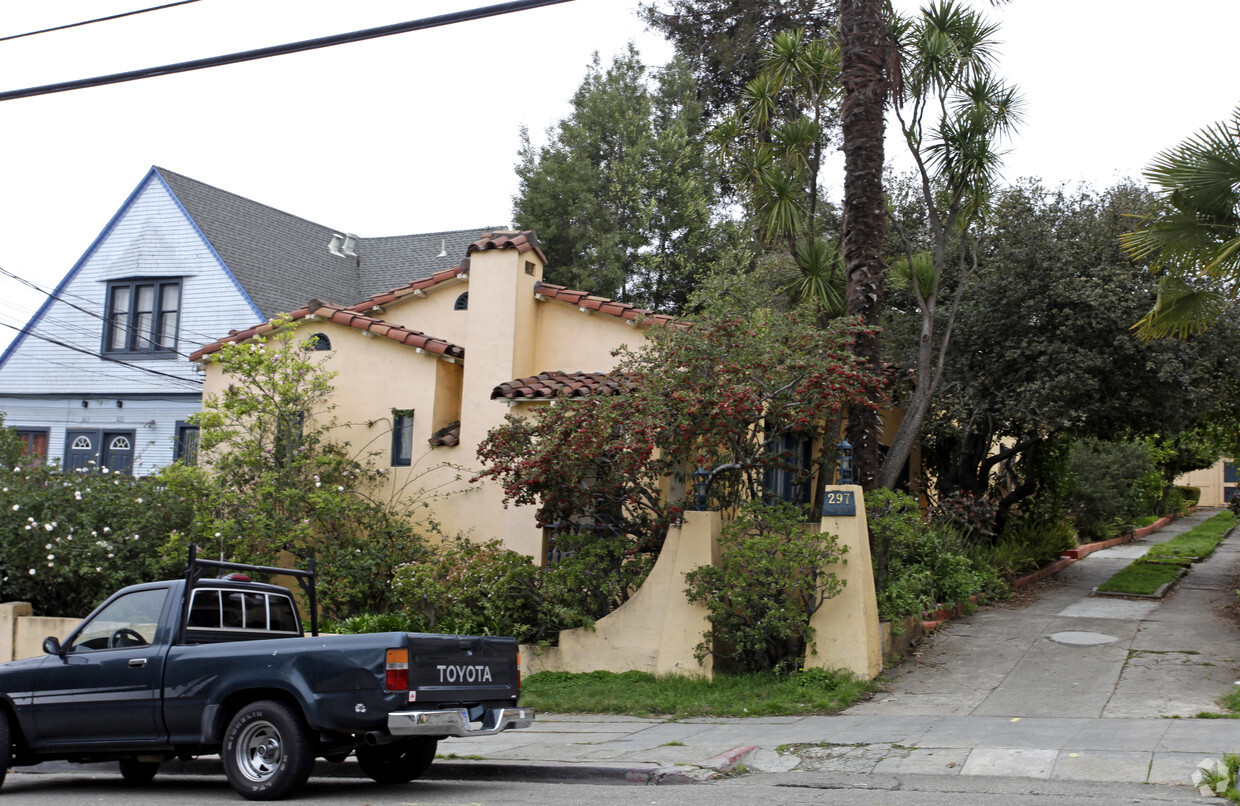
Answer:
[0,166,492,474]
[191,230,919,560]
[190,231,676,559]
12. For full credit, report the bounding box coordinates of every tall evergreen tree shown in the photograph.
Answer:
[513,46,723,312]
[639,0,838,122]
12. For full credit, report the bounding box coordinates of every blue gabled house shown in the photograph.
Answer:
[0,166,493,474]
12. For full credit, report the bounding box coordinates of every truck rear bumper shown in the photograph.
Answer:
[388,706,535,737]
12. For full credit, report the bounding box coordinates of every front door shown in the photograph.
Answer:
[63,430,96,471]
[101,432,134,474]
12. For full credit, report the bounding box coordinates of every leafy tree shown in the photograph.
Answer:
[1120,106,1240,338]
[186,319,431,618]
[877,0,1022,491]
[712,30,873,512]
[920,180,1240,529]
[638,0,838,122]
[684,500,845,673]
[513,46,723,312]
[0,413,22,467]
[476,268,876,565]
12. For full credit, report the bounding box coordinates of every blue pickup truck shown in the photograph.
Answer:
[0,549,533,800]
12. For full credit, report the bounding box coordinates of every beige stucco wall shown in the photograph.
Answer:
[805,486,882,679]
[523,510,720,678]
[0,603,80,663]
[1177,458,1232,507]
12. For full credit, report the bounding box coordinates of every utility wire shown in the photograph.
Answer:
[0,1,201,43]
[0,320,203,388]
[0,265,222,357]
[0,0,573,102]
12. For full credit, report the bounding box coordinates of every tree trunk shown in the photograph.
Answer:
[839,0,888,491]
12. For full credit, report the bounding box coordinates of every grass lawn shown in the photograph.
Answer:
[521,668,879,718]
[1095,561,1184,595]
[1096,511,1236,595]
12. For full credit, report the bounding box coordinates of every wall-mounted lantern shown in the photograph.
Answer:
[691,467,712,511]
[836,439,854,486]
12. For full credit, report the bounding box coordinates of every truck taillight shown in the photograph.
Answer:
[385,649,409,691]
[517,650,522,689]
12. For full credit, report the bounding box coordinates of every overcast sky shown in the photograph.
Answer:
[1,0,1237,356]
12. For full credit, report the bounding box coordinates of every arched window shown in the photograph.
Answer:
[453,293,469,311]
[309,332,331,351]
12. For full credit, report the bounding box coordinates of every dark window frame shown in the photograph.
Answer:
[15,428,49,462]
[175,420,199,465]
[102,277,182,357]
[391,408,414,466]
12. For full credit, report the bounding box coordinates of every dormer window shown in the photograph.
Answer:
[103,278,181,355]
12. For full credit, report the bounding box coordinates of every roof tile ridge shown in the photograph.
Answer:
[191,298,465,362]
[346,265,467,312]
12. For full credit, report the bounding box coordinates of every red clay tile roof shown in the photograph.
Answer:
[466,230,548,265]
[533,283,679,328]
[345,265,467,313]
[344,231,548,314]
[189,299,465,362]
[491,371,635,401]
[429,422,461,447]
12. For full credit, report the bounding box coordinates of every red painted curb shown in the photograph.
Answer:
[704,745,758,772]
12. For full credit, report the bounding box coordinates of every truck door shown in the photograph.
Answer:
[34,587,171,745]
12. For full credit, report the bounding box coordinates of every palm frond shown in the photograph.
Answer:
[1132,276,1228,340]
[789,238,847,314]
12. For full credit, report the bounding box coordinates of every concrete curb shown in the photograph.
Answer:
[29,755,707,787]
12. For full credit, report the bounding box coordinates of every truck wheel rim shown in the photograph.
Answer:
[235,719,283,782]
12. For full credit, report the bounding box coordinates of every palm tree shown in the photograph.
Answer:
[838,0,891,490]
[1121,107,1240,339]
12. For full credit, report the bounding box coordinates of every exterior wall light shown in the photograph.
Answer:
[836,439,854,485]
[691,467,712,511]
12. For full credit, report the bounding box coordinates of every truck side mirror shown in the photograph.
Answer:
[42,636,64,656]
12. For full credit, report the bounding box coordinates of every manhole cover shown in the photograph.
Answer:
[1047,631,1118,646]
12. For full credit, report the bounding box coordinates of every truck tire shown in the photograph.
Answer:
[0,709,10,789]
[118,758,160,785]
[222,700,313,800]
[355,738,437,784]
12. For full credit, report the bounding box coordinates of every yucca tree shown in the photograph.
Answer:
[1121,107,1240,339]
[712,30,846,314]
[878,0,1022,491]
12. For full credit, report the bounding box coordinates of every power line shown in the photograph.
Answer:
[0,319,202,388]
[0,265,224,356]
[0,1,201,43]
[0,0,573,103]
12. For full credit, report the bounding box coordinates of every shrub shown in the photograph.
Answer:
[684,501,845,674]
[868,489,1008,622]
[392,535,542,642]
[1066,438,1159,540]
[0,462,193,616]
[930,490,998,543]
[971,515,1075,580]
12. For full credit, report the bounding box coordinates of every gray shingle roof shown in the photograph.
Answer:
[155,167,498,316]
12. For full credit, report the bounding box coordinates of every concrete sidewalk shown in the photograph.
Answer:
[430,506,1240,788]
